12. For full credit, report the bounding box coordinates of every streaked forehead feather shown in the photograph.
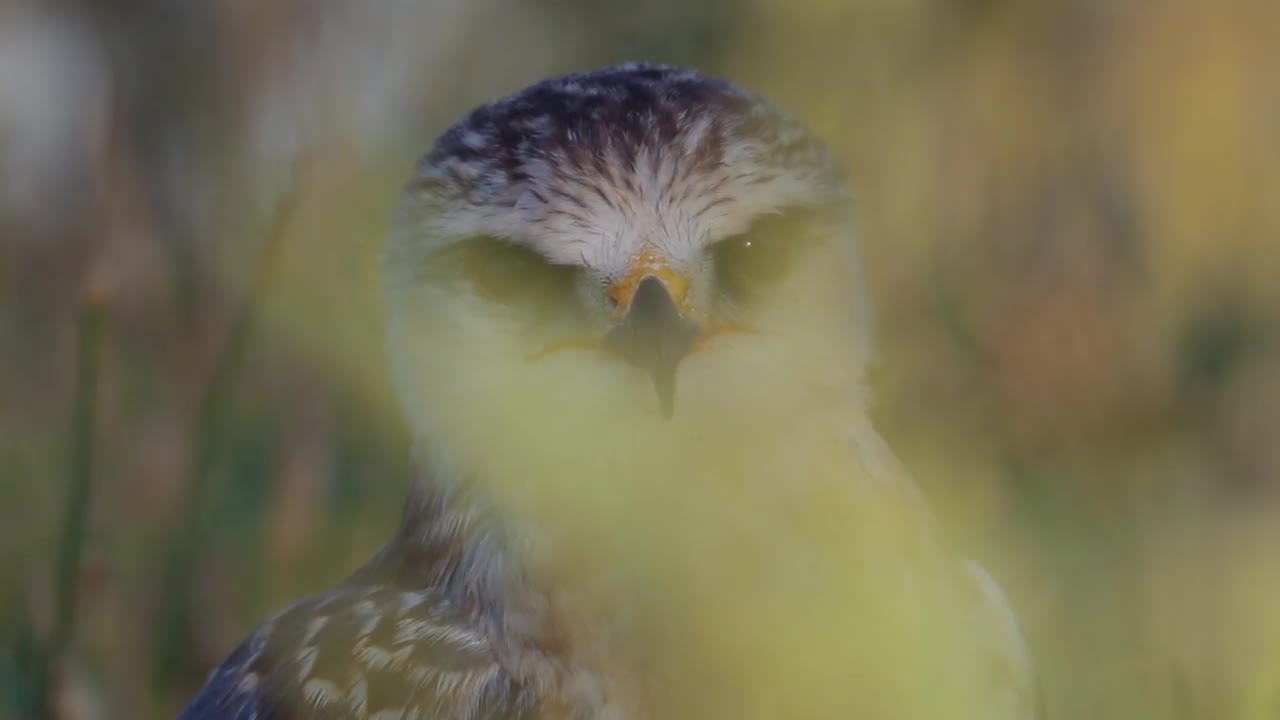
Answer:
[398,63,846,263]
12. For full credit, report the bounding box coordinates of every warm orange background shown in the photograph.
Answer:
[2,1,1278,718]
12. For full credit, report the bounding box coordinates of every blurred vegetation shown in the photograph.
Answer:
[1,0,1279,717]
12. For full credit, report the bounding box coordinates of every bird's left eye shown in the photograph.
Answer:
[449,236,580,309]
[712,209,818,305]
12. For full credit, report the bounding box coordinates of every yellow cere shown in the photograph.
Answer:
[607,249,692,317]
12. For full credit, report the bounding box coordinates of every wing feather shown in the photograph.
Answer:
[178,585,533,720]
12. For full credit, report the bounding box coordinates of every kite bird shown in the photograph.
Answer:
[179,63,1040,719]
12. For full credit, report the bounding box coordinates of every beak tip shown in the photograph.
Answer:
[654,372,677,420]
[606,274,697,420]
[658,392,675,420]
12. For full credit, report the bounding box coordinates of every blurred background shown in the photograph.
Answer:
[2,0,1279,717]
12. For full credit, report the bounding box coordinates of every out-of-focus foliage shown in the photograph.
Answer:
[1,0,1278,717]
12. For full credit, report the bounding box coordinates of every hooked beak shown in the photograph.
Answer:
[605,273,701,419]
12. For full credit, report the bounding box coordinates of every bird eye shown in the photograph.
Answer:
[449,236,579,308]
[713,209,818,304]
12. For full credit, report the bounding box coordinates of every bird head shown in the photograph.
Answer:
[383,64,872,529]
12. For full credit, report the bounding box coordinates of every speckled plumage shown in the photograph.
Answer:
[415,63,838,209]
[180,63,1039,720]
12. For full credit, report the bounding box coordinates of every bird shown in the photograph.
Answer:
[178,62,1040,719]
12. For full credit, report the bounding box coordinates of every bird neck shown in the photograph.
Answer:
[380,464,631,702]
[382,468,525,608]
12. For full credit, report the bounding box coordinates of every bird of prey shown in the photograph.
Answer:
[179,63,1039,719]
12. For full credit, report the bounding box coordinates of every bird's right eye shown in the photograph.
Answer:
[448,236,580,308]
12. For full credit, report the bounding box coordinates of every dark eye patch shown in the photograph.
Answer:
[712,206,828,305]
[437,235,581,309]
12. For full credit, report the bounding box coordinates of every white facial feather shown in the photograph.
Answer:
[392,65,849,276]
